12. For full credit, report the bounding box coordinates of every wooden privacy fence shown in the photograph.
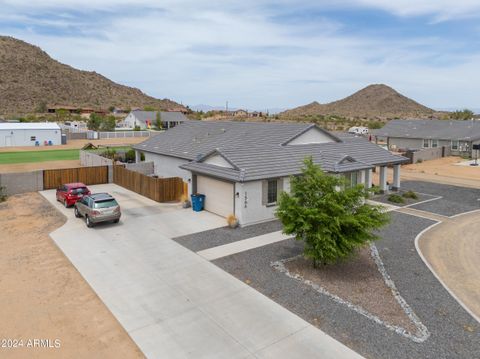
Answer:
[43,166,109,190]
[113,165,184,202]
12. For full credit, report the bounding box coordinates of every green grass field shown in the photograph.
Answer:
[0,146,133,165]
[0,149,80,164]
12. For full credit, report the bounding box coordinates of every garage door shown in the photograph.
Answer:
[196,176,234,217]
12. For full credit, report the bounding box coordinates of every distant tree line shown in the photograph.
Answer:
[449,109,475,121]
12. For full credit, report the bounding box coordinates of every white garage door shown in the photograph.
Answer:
[196,176,234,217]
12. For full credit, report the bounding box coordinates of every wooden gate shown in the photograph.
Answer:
[43,166,109,190]
[113,165,184,202]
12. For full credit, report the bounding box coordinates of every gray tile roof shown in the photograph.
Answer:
[134,121,407,182]
[373,119,480,141]
[131,110,188,125]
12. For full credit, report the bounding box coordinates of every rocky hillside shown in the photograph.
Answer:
[0,36,185,115]
[280,84,436,120]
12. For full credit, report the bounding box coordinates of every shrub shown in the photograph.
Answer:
[125,149,136,162]
[227,214,239,228]
[101,148,116,159]
[388,194,405,204]
[0,186,7,202]
[402,190,418,200]
[416,159,423,164]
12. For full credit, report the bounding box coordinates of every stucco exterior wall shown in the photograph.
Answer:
[388,137,423,150]
[288,127,334,145]
[143,152,192,193]
[235,177,290,226]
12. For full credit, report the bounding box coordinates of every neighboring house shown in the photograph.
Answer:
[47,106,106,118]
[134,121,407,226]
[0,122,61,147]
[233,109,248,117]
[60,120,88,132]
[122,110,188,129]
[373,119,480,156]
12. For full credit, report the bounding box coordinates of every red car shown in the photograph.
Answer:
[56,183,91,208]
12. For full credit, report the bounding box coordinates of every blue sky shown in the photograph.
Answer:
[1,0,480,111]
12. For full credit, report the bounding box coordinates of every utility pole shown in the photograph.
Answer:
[226,101,229,112]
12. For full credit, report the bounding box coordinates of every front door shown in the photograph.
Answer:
[5,136,12,146]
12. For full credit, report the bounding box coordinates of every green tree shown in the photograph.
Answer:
[55,108,69,121]
[155,112,162,130]
[367,121,383,129]
[450,109,474,120]
[143,106,156,111]
[276,158,389,266]
[100,115,116,131]
[87,113,102,131]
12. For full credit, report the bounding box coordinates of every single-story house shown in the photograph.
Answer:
[122,110,188,130]
[133,121,407,226]
[373,119,480,156]
[0,122,61,147]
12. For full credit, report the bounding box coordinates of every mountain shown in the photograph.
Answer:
[0,36,186,115]
[280,84,435,119]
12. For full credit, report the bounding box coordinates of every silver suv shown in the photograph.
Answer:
[74,193,121,227]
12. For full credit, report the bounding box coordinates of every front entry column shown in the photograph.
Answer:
[364,168,372,189]
[379,166,388,192]
[135,150,141,163]
[392,164,401,190]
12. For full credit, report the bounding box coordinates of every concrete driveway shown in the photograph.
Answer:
[42,184,361,359]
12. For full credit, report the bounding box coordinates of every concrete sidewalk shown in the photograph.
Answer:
[42,184,362,359]
[197,230,291,261]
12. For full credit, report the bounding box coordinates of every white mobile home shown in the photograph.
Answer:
[0,122,61,147]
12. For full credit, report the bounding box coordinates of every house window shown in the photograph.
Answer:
[422,139,429,148]
[451,140,459,150]
[344,172,358,188]
[431,139,438,148]
[30,136,36,141]
[267,180,278,205]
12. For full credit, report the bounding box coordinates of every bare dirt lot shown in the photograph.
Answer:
[0,193,143,359]
[0,137,147,152]
[418,211,480,322]
[0,160,81,173]
[373,156,480,189]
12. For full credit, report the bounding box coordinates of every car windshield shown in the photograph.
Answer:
[71,187,88,194]
[93,199,118,208]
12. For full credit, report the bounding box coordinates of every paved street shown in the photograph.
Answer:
[41,184,362,359]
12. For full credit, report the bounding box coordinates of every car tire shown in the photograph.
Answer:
[113,219,120,224]
[86,215,94,228]
[74,207,81,218]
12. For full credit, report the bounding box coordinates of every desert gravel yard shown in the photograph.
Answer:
[174,220,283,252]
[212,212,480,359]
[401,181,480,216]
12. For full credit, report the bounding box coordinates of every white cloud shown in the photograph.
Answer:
[0,0,479,109]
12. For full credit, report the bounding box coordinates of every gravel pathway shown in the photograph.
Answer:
[402,181,480,216]
[173,220,283,252]
[213,212,480,359]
